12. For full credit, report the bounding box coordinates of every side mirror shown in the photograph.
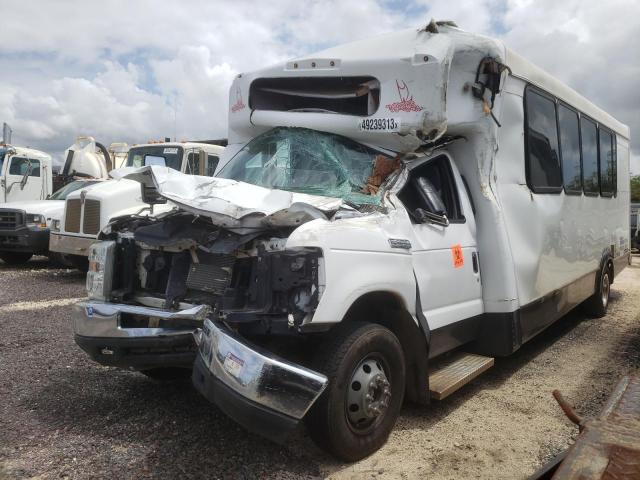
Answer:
[20,162,33,189]
[415,208,449,227]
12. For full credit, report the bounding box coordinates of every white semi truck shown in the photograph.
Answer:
[0,137,124,264]
[49,141,224,268]
[72,22,630,460]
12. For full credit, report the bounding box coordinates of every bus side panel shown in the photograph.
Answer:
[495,78,629,343]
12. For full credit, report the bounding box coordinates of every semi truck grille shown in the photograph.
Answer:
[65,199,81,233]
[82,200,101,235]
[0,210,24,230]
[186,255,235,295]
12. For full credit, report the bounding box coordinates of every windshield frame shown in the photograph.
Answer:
[218,127,393,205]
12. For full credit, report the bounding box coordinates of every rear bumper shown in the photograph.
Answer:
[49,232,95,257]
[73,301,209,370]
[192,318,328,443]
[0,226,49,253]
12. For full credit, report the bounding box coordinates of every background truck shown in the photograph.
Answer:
[0,137,125,265]
[49,141,225,268]
[0,179,103,264]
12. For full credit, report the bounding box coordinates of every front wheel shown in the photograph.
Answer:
[306,322,405,461]
[0,252,33,265]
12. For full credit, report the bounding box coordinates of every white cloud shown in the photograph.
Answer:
[0,0,637,173]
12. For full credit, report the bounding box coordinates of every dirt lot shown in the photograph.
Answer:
[1,257,639,480]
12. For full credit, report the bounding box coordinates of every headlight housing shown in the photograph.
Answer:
[86,241,115,301]
[51,219,60,232]
[26,214,46,228]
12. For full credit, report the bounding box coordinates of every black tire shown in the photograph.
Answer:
[582,262,612,318]
[0,252,33,265]
[306,322,405,461]
[140,367,192,381]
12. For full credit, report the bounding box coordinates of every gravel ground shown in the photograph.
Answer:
[1,256,639,479]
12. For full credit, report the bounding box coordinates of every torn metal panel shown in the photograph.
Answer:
[550,375,640,479]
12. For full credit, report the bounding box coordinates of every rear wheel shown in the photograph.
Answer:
[0,252,33,265]
[583,263,611,318]
[306,322,405,461]
[140,367,192,381]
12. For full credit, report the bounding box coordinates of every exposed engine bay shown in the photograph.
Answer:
[103,211,322,335]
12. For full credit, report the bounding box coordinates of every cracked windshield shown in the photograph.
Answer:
[219,127,398,205]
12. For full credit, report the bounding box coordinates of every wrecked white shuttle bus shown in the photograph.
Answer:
[73,22,630,460]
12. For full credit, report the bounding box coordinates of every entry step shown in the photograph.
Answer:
[429,352,494,400]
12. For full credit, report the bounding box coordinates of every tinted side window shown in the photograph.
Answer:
[525,89,562,192]
[9,158,40,177]
[599,129,615,196]
[581,118,599,195]
[557,105,582,194]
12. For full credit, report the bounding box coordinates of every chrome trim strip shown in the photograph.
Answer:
[198,318,328,420]
[73,301,210,338]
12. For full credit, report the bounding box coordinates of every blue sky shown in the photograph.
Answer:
[0,0,638,169]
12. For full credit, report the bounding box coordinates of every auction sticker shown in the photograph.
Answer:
[359,117,401,132]
[223,352,245,378]
[163,147,179,154]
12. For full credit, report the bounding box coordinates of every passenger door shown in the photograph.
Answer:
[400,154,483,333]
[4,157,44,202]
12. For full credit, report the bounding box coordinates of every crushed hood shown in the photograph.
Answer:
[110,166,348,233]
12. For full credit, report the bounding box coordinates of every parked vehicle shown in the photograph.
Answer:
[72,21,630,460]
[1,144,53,203]
[0,136,121,265]
[49,142,224,267]
[0,179,103,264]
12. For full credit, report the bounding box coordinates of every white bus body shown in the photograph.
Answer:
[73,22,630,459]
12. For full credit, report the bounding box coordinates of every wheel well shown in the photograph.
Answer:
[340,291,430,405]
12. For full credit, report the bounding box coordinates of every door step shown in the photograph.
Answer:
[429,352,494,400]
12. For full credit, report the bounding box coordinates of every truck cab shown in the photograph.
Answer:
[1,144,53,203]
[49,141,225,267]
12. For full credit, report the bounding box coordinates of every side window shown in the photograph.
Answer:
[599,128,616,196]
[557,104,582,194]
[9,158,40,177]
[525,88,562,193]
[581,117,599,195]
[398,156,464,223]
[207,155,219,176]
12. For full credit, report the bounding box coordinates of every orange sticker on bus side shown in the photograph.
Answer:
[451,244,464,268]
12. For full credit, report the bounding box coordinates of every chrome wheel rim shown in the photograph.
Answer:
[346,355,391,433]
[601,273,610,308]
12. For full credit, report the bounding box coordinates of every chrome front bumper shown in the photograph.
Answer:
[192,318,328,442]
[73,301,210,370]
[49,233,96,257]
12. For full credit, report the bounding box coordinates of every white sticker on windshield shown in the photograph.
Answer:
[163,148,178,154]
[359,118,401,132]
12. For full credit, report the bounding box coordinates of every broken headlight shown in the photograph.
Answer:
[86,241,115,301]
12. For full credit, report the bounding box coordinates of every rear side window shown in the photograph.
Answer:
[581,118,599,195]
[599,129,616,196]
[525,88,562,193]
[557,104,582,194]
